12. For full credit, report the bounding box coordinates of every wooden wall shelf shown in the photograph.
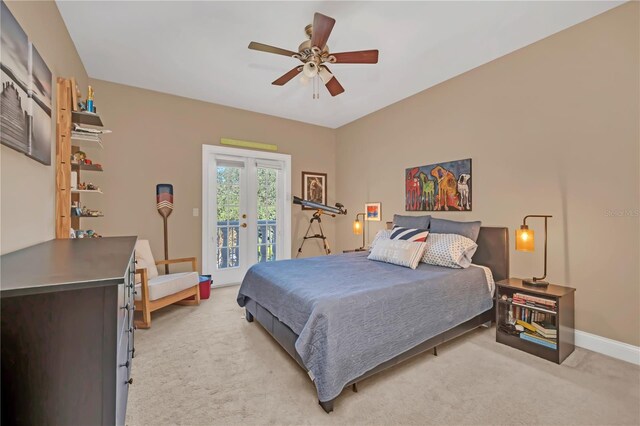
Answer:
[70,133,103,149]
[56,77,109,238]
[71,163,103,172]
[71,189,103,194]
[72,111,103,127]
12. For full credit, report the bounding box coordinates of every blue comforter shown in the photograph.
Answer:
[237,252,492,402]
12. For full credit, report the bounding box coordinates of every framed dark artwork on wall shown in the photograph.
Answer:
[301,171,327,209]
[0,0,52,165]
[405,158,472,211]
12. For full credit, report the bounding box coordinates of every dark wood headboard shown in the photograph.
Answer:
[474,226,510,282]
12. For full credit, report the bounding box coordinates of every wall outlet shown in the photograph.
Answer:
[193,208,199,217]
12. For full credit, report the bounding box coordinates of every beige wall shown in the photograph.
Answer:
[1,0,89,254]
[86,79,336,270]
[335,3,639,346]
[1,2,637,346]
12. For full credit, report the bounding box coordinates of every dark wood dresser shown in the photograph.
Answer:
[1,237,137,425]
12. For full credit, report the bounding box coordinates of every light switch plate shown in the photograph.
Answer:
[193,208,199,217]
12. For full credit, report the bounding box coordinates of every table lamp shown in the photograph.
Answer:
[353,213,366,250]
[516,215,552,287]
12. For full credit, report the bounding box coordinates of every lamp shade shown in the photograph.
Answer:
[353,218,362,235]
[303,62,318,78]
[516,227,535,252]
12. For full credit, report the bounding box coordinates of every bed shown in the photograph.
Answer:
[237,226,509,413]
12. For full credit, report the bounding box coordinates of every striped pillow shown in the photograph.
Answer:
[390,226,430,242]
[367,239,427,270]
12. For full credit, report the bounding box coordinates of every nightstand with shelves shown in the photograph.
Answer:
[495,278,575,364]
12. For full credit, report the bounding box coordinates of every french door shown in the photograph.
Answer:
[202,145,291,286]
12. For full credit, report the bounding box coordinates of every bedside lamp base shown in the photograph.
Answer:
[523,278,549,287]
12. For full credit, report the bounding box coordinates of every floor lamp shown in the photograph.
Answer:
[352,213,366,251]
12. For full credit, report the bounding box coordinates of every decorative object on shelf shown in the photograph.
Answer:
[86,85,94,113]
[301,171,327,210]
[405,158,472,212]
[365,202,381,221]
[72,151,86,163]
[77,182,100,191]
[352,212,366,250]
[156,184,174,274]
[74,229,101,238]
[516,215,553,287]
[0,1,53,165]
[71,203,102,217]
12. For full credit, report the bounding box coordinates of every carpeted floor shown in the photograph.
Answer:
[126,285,640,425]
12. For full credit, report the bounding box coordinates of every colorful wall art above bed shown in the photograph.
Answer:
[405,158,472,211]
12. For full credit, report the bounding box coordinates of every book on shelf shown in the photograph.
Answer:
[516,320,537,333]
[520,332,557,349]
[513,292,556,307]
[532,321,557,338]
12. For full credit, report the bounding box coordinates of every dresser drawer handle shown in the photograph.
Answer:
[119,361,129,368]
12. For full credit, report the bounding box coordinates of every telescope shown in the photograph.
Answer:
[293,196,347,216]
[294,196,347,257]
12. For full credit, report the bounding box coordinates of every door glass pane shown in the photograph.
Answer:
[257,167,278,263]
[216,166,241,269]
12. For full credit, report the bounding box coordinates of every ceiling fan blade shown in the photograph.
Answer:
[248,41,297,57]
[272,67,303,86]
[331,50,379,64]
[310,13,335,50]
[319,66,345,97]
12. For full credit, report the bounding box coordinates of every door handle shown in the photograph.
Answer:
[241,223,247,228]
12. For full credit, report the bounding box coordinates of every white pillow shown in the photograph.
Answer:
[368,239,427,270]
[421,233,478,269]
[369,229,392,251]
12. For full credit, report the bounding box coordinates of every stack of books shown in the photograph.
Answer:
[512,292,557,312]
[520,330,557,349]
[511,319,557,349]
[532,321,557,339]
[503,297,558,350]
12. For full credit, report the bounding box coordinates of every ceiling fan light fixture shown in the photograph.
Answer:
[299,74,310,86]
[303,61,318,78]
[318,66,333,84]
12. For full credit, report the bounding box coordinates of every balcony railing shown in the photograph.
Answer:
[216,220,277,269]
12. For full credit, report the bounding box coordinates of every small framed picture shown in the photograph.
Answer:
[365,202,381,221]
[301,171,327,209]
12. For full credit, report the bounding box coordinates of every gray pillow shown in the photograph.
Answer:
[430,218,482,242]
[393,214,431,230]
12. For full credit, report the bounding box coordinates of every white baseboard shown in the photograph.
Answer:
[575,330,640,365]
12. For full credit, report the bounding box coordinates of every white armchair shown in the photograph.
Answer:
[134,240,200,328]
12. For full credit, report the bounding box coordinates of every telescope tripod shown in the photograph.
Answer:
[296,210,332,257]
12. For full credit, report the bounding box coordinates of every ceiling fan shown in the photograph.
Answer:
[248,12,379,98]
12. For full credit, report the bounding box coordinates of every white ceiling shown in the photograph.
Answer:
[56,1,622,129]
